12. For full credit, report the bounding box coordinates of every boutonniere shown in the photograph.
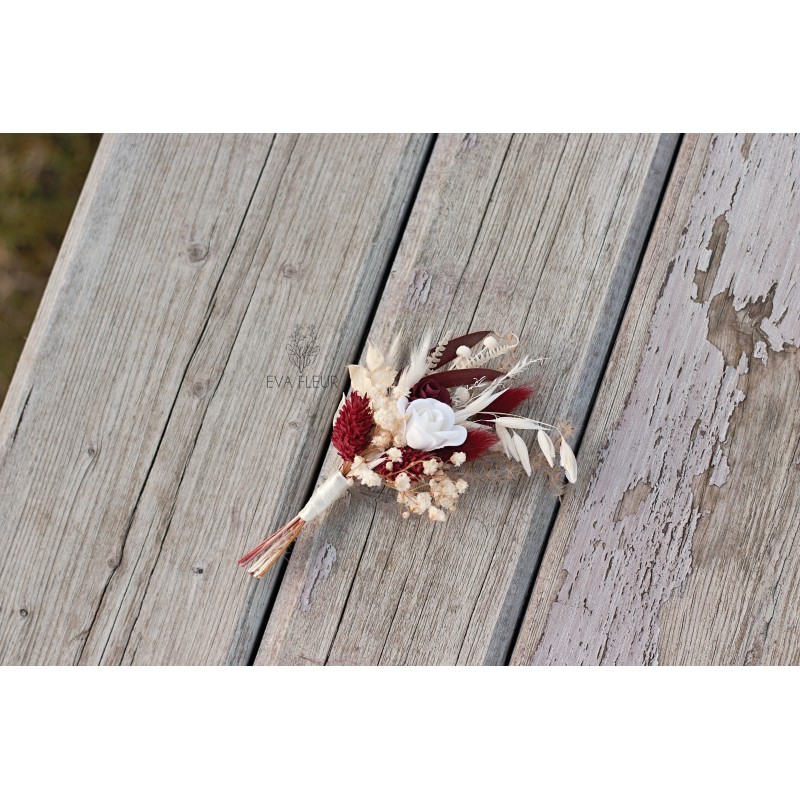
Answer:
[239,329,576,578]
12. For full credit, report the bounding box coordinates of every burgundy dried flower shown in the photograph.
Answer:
[438,427,499,462]
[331,392,373,461]
[376,447,439,479]
[409,378,451,405]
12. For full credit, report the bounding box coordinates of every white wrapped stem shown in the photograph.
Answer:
[298,471,352,522]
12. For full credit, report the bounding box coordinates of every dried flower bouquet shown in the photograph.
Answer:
[239,329,577,578]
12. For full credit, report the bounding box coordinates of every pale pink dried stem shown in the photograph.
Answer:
[238,516,305,579]
[238,461,353,578]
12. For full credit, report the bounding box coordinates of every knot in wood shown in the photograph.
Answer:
[187,242,208,263]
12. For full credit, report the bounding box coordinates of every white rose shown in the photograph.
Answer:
[398,397,468,451]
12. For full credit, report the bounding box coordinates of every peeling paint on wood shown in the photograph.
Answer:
[513,134,800,666]
[405,270,431,309]
[301,543,337,610]
[613,480,652,523]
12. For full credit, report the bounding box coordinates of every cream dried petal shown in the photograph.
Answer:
[385,447,403,463]
[560,437,577,483]
[355,468,382,488]
[496,424,514,459]
[537,430,555,467]
[415,492,432,512]
[370,365,397,389]
[512,432,532,477]
[422,459,440,476]
[348,364,371,394]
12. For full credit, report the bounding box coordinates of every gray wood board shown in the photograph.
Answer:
[0,133,432,664]
[512,133,800,665]
[256,133,680,665]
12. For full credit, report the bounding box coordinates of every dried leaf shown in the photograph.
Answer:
[348,364,370,394]
[512,432,532,476]
[560,437,577,483]
[366,341,384,371]
[494,417,545,431]
[537,430,555,467]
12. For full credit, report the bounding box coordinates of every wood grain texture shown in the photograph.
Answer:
[512,134,800,665]
[256,133,679,665]
[0,133,431,665]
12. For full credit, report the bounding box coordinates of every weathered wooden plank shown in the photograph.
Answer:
[0,133,432,665]
[256,133,679,665]
[512,134,800,665]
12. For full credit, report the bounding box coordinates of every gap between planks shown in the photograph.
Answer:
[0,134,434,665]
[255,133,680,666]
[242,134,439,665]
